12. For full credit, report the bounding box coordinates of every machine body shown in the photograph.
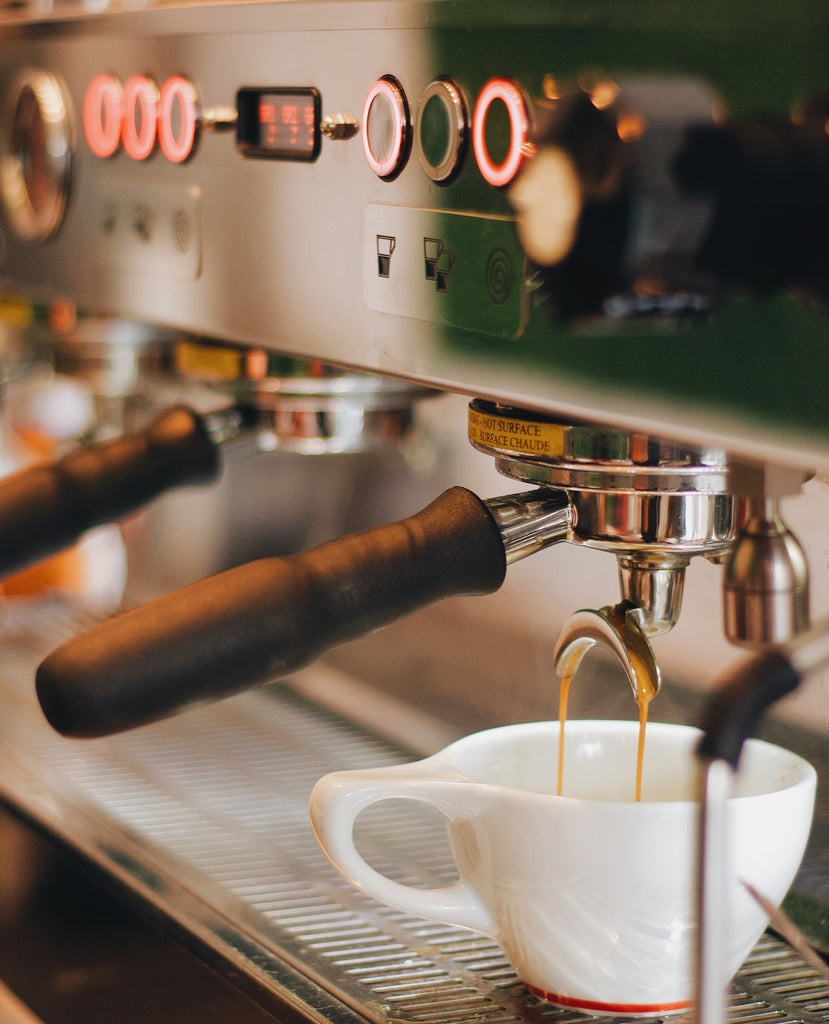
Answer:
[0,0,826,465]
[0,1,827,1023]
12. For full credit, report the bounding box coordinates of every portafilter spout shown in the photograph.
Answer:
[553,604,661,701]
[617,553,690,637]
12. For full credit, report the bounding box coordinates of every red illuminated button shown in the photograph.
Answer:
[122,75,159,161]
[472,78,530,187]
[362,76,410,180]
[158,76,199,163]
[83,74,123,158]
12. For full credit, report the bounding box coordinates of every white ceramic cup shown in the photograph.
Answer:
[309,720,816,1016]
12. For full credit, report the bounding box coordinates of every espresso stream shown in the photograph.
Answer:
[556,612,658,801]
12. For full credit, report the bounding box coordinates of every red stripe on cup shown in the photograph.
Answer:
[525,982,692,1016]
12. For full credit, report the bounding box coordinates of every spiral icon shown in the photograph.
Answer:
[485,248,513,305]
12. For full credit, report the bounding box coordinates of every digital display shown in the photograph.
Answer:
[236,87,321,161]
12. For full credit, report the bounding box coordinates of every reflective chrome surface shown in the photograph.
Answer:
[0,2,826,468]
[471,401,737,631]
[553,604,660,700]
[416,78,467,184]
[471,401,735,556]
[484,488,573,563]
[175,338,430,454]
[617,552,688,637]
[469,403,732,495]
[696,757,736,1024]
[724,499,810,646]
[0,1,825,1019]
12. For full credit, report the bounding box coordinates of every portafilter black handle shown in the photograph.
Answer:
[36,487,516,738]
[0,405,221,580]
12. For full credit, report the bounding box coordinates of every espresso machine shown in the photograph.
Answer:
[0,0,827,1020]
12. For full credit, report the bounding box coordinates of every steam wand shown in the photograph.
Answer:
[695,616,829,1024]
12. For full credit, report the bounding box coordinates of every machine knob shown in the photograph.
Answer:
[0,69,74,241]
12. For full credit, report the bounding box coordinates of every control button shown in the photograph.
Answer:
[416,79,467,184]
[0,70,74,241]
[132,202,153,242]
[173,207,193,251]
[83,74,123,158]
[473,78,531,187]
[122,75,159,161]
[100,202,117,236]
[362,76,410,180]
[158,75,199,163]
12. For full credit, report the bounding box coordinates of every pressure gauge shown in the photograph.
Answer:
[0,70,74,242]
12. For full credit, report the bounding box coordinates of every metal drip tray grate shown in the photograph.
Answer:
[0,640,827,1024]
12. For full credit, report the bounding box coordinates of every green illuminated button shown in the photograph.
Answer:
[416,79,468,184]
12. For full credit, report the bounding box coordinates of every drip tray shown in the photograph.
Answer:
[0,639,828,1024]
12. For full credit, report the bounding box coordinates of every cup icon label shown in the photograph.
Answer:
[376,234,396,277]
[423,237,455,292]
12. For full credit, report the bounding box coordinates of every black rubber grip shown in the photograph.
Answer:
[36,486,507,738]
[0,405,220,579]
[697,649,802,768]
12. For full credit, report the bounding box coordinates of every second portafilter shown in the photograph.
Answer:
[0,330,428,584]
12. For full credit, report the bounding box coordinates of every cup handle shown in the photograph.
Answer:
[309,765,496,936]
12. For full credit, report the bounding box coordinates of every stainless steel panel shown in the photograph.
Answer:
[0,1,826,464]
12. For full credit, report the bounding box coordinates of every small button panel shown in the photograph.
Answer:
[94,179,202,280]
[361,75,532,188]
[77,67,538,191]
[83,73,200,163]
